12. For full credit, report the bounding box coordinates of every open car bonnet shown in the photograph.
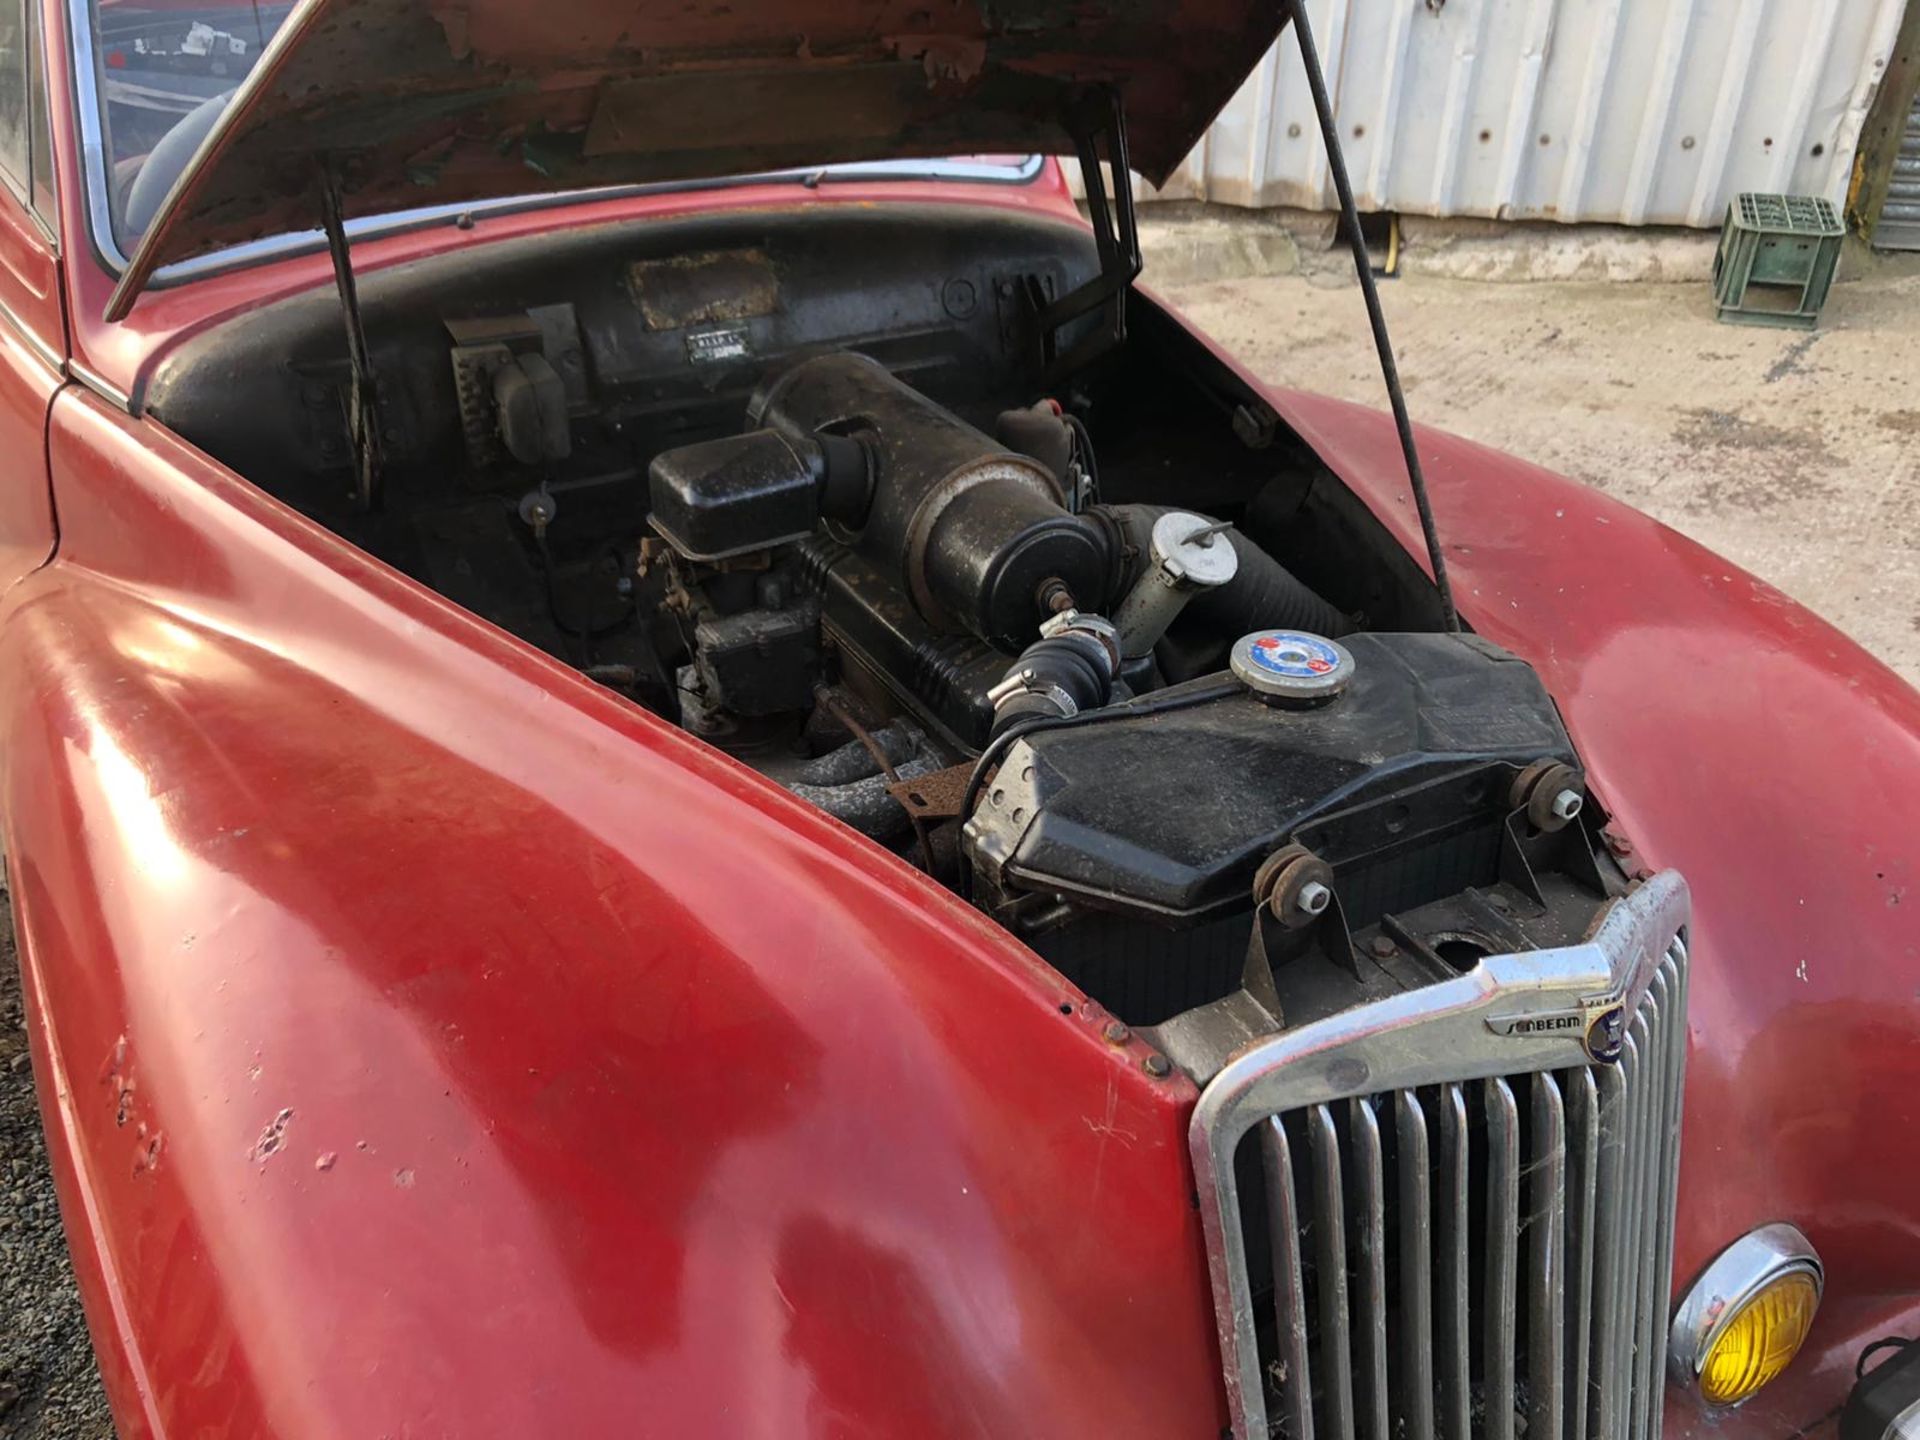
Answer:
[105,0,1293,319]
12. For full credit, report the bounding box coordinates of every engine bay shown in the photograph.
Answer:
[143,203,1631,1048]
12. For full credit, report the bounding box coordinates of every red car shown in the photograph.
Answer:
[5,0,1917,1436]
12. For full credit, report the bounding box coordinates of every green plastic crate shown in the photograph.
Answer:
[1712,193,1843,330]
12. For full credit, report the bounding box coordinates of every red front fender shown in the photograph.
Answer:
[1255,382,1920,1436]
[4,388,1227,1438]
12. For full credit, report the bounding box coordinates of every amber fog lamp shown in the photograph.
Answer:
[1670,1223,1824,1407]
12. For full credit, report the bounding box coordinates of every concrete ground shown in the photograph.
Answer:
[1148,213,1920,688]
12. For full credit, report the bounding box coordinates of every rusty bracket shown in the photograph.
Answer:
[885,762,975,821]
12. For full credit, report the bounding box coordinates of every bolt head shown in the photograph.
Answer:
[1101,1019,1131,1045]
[1368,934,1397,959]
[1296,880,1333,917]
[1143,1053,1173,1079]
[1550,788,1584,823]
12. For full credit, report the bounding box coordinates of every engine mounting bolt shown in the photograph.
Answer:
[1296,881,1333,918]
[1143,1053,1173,1079]
[1101,1019,1131,1046]
[1550,789,1584,823]
[1606,832,1633,857]
[1368,935,1397,959]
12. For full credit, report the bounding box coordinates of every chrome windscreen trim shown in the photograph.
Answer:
[1191,869,1691,1440]
[63,0,122,276]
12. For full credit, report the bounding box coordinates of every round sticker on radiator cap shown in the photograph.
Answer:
[1231,630,1355,705]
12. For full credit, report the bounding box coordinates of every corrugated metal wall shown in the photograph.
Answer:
[1872,84,1920,247]
[1130,0,1909,227]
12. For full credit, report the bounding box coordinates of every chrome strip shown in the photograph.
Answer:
[1261,1117,1314,1440]
[1484,1077,1520,1440]
[1354,1098,1389,1440]
[1191,870,1691,1440]
[1438,1084,1471,1440]
[1311,1104,1355,1440]
[1591,1061,1630,1440]
[63,0,118,275]
[0,294,65,375]
[1529,1072,1568,1440]
[1395,1092,1436,1440]
[1566,1068,1601,1440]
[140,155,1050,290]
[67,358,129,412]
[60,2,1045,294]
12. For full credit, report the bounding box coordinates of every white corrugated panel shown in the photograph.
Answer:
[1119,0,1907,227]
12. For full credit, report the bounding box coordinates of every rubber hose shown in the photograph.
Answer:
[1093,503,1351,639]
[788,753,943,842]
[791,721,923,787]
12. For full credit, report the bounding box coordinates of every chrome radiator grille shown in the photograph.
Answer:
[1191,875,1690,1440]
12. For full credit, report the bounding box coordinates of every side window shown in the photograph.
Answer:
[26,0,51,222]
[0,0,25,197]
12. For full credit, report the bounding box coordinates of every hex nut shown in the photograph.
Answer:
[1514,759,1582,833]
[1252,845,1337,931]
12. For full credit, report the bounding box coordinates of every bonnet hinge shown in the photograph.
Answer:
[316,163,384,512]
[1028,86,1142,384]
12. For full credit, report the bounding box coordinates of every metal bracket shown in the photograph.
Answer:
[1028,86,1142,383]
[316,163,384,512]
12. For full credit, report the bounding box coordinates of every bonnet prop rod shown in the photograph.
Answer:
[1284,0,1458,632]
[316,163,384,513]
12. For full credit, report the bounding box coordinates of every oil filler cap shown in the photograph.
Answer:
[1231,629,1355,706]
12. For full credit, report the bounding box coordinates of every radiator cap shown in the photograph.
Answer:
[1230,629,1355,706]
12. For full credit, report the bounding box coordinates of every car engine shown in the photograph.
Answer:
[636,350,1624,1042]
[143,210,1631,1044]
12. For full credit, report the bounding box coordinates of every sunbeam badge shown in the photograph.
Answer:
[1487,991,1628,1063]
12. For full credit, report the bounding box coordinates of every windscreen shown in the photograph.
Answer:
[80,1,1040,266]
[86,1,295,246]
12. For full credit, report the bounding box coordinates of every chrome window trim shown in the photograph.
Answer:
[60,2,1043,295]
[1666,1222,1824,1398]
[1190,868,1692,1440]
[128,155,1049,293]
[62,0,113,268]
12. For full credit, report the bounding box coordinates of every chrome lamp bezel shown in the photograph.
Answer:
[1667,1221,1824,1404]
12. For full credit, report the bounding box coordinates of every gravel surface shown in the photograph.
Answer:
[0,886,114,1440]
